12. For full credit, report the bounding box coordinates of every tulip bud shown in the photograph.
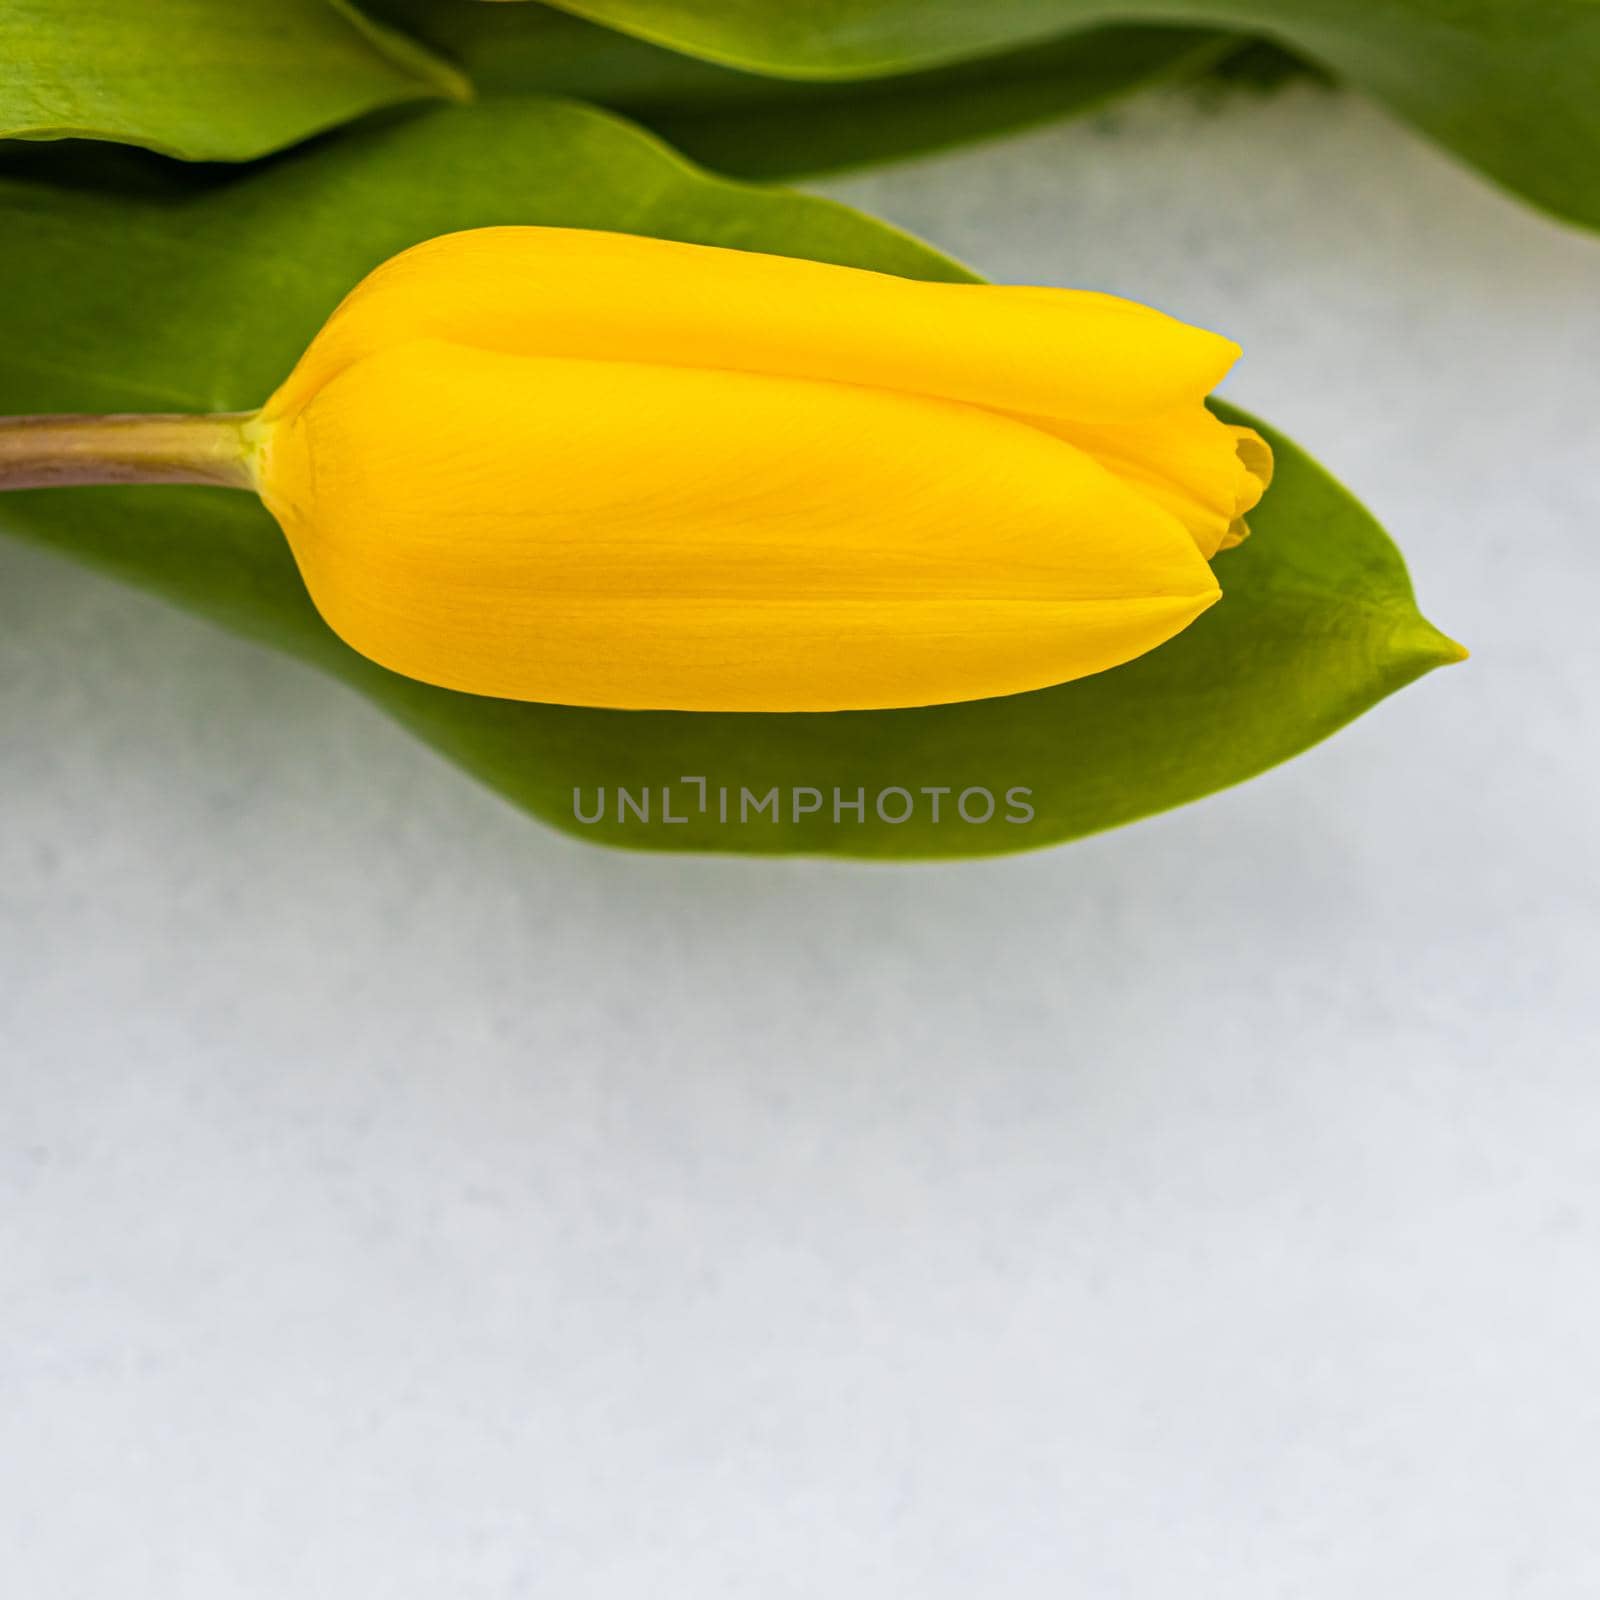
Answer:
[1,227,1271,713]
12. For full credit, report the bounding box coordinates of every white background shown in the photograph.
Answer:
[4,84,1599,1597]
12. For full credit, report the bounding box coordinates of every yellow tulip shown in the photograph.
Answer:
[0,227,1272,712]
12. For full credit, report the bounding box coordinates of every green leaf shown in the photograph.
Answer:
[0,0,468,162]
[364,0,1236,178]
[644,30,1236,177]
[0,98,1460,859]
[525,0,1600,230]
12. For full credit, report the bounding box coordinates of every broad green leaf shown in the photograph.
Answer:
[365,0,1236,177]
[529,0,1600,230]
[0,0,467,161]
[644,30,1236,177]
[0,99,1460,859]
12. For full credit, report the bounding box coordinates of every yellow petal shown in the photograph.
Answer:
[1229,425,1274,515]
[263,227,1241,430]
[256,339,1220,712]
[1029,408,1275,559]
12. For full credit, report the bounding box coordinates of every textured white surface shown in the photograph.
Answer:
[3,84,1599,1597]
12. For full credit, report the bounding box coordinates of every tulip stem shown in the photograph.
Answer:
[0,412,256,492]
